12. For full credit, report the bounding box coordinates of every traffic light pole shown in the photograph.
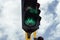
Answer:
[33,31,37,40]
[25,32,31,40]
[25,31,37,40]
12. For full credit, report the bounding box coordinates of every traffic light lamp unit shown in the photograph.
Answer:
[22,0,41,39]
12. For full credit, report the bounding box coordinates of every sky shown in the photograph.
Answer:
[0,0,60,40]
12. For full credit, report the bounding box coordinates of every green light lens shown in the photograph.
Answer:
[29,8,38,14]
[25,18,36,26]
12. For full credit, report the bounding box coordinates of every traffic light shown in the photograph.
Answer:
[37,37,44,40]
[22,0,41,38]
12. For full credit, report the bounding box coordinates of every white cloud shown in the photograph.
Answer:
[38,13,54,35]
[56,2,60,16]
[37,0,60,40]
[0,31,3,38]
[55,2,60,23]
[46,2,60,40]
[54,24,60,37]
[0,0,22,40]
[38,0,54,5]
[47,24,60,40]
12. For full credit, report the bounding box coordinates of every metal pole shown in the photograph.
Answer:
[33,31,37,40]
[25,32,31,40]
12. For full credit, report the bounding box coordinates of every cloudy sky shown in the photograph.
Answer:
[0,0,60,40]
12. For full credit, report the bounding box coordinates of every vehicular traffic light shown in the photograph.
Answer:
[22,0,41,38]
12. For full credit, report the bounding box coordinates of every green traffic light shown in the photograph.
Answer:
[29,8,38,14]
[25,18,36,26]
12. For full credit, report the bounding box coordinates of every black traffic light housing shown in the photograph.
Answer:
[37,37,44,40]
[22,0,41,38]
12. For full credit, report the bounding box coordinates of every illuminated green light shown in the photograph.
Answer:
[29,8,38,14]
[25,18,36,26]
